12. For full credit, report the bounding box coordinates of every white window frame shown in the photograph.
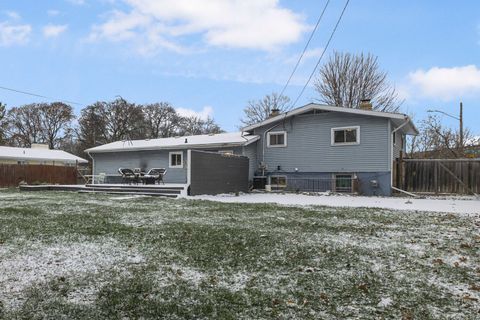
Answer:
[169,151,183,168]
[331,126,360,146]
[267,131,287,148]
[270,175,287,188]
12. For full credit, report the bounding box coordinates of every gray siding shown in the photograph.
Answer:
[92,149,187,183]
[253,112,391,173]
[241,143,258,180]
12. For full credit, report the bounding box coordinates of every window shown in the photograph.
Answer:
[331,126,360,145]
[335,174,353,193]
[267,131,287,147]
[392,132,396,145]
[169,151,183,168]
[270,176,287,188]
[17,160,28,165]
[218,150,234,155]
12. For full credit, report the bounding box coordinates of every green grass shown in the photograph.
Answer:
[0,190,479,319]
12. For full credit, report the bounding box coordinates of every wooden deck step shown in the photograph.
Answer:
[84,186,182,194]
[78,190,178,198]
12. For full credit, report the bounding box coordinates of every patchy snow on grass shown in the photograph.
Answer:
[191,193,480,214]
[377,297,393,308]
[0,238,144,309]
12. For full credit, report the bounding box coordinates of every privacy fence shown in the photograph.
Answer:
[393,158,480,195]
[189,150,249,196]
[0,164,78,187]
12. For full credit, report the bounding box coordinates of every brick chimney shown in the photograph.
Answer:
[269,108,280,118]
[359,99,373,111]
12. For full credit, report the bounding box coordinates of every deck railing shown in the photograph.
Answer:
[271,177,358,193]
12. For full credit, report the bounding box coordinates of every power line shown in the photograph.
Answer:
[290,0,350,108]
[0,85,83,106]
[279,0,330,99]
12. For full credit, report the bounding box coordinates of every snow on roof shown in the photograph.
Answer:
[0,146,88,163]
[242,103,419,135]
[85,132,260,153]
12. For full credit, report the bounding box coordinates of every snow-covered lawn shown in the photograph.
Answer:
[0,190,479,319]
[192,192,480,215]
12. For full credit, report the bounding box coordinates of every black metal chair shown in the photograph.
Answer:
[118,168,137,184]
[143,168,167,185]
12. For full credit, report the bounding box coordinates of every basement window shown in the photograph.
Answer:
[169,151,183,168]
[267,131,287,147]
[335,174,353,193]
[270,176,287,188]
[331,126,360,145]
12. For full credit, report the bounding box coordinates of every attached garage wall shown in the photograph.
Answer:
[189,150,249,195]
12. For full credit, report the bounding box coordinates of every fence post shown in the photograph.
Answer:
[434,161,438,194]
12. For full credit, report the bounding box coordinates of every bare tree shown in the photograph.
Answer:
[240,93,291,126]
[177,116,223,136]
[76,102,105,152]
[407,114,475,158]
[6,104,44,147]
[143,102,179,138]
[39,102,75,149]
[314,52,401,112]
[97,97,145,142]
[0,102,7,144]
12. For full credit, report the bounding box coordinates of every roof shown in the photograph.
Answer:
[0,146,88,163]
[242,103,419,135]
[85,132,260,153]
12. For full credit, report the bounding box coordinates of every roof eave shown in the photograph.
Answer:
[0,155,88,163]
[85,137,260,154]
[242,103,409,131]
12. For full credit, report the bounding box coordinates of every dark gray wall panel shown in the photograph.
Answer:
[190,150,249,195]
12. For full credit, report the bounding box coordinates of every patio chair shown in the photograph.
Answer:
[143,168,167,185]
[118,168,137,184]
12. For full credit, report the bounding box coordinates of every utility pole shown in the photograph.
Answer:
[459,101,463,153]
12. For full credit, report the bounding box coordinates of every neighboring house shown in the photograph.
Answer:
[85,132,259,184]
[241,102,417,196]
[85,102,417,196]
[0,144,88,166]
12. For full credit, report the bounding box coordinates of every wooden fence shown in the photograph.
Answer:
[393,158,480,195]
[0,164,78,187]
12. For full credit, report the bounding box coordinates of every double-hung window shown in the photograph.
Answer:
[331,126,360,145]
[267,131,287,147]
[169,151,183,168]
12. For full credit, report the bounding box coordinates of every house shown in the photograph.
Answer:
[242,102,417,196]
[0,144,88,166]
[84,132,259,184]
[85,102,417,196]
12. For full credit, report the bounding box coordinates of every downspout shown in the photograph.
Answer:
[86,152,95,184]
[390,116,412,194]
